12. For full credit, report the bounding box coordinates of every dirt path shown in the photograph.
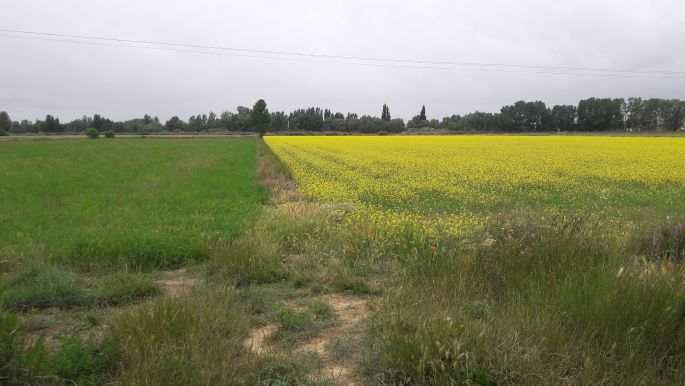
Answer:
[299,294,369,385]
[242,294,370,385]
[155,268,199,297]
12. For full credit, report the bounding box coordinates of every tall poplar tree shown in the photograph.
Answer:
[251,99,271,137]
[381,104,391,121]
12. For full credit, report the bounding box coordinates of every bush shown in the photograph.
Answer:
[84,128,99,139]
[0,129,7,136]
[104,131,115,138]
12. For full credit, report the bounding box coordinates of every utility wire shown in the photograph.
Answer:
[3,28,684,76]
[2,29,685,80]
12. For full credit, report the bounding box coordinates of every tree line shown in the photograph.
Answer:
[1,97,684,136]
[411,98,685,132]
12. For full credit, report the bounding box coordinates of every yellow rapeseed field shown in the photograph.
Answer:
[265,135,685,237]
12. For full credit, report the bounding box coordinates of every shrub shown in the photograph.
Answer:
[104,131,115,138]
[0,129,8,136]
[84,128,99,139]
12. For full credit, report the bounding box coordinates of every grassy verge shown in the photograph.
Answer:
[108,286,257,385]
[362,215,685,384]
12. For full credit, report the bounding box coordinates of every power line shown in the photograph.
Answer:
[2,29,685,80]
[3,28,684,76]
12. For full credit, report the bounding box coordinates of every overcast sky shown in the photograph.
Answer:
[1,0,684,122]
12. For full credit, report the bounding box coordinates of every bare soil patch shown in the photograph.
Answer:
[242,323,278,356]
[156,268,199,297]
[300,294,369,385]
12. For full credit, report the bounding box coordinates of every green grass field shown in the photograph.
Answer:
[0,138,263,270]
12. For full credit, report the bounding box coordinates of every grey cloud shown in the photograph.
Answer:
[1,0,684,122]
